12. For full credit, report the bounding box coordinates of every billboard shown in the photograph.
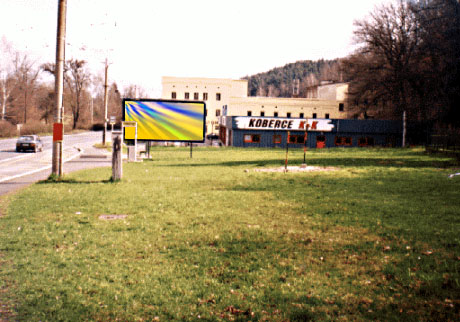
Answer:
[123,99,206,142]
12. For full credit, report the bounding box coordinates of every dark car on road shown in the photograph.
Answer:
[16,135,44,152]
[205,133,222,146]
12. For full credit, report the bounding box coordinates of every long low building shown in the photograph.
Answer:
[219,116,402,148]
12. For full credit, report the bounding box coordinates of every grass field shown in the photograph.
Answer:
[0,147,459,321]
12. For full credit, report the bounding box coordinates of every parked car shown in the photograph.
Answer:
[16,135,43,152]
[206,134,219,141]
[205,133,222,146]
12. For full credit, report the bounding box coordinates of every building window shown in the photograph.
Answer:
[185,92,190,99]
[312,113,317,119]
[171,92,176,99]
[273,135,282,144]
[244,134,260,143]
[288,134,305,144]
[299,113,304,118]
[215,125,219,130]
[260,111,265,117]
[216,93,221,101]
[335,136,353,146]
[358,137,375,147]
[286,112,291,118]
[194,92,199,100]
[247,111,252,116]
[325,113,330,119]
[203,93,208,101]
[339,103,344,112]
[216,109,221,117]
[274,112,278,117]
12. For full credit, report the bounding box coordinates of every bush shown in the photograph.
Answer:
[0,120,17,138]
[20,121,53,136]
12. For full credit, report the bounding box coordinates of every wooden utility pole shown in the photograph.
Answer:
[102,59,109,145]
[52,0,66,177]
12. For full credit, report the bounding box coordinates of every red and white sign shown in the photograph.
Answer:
[234,117,334,132]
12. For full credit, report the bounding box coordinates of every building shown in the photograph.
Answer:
[161,76,348,135]
[228,96,345,120]
[161,76,402,148]
[306,81,349,101]
[161,76,247,135]
[219,116,402,148]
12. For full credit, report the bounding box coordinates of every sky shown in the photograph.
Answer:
[0,0,393,97]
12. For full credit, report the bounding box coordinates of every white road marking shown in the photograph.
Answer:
[0,148,83,183]
[0,153,33,164]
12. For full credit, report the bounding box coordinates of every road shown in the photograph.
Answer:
[0,131,112,196]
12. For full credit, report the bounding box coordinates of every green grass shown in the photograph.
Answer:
[1,147,459,321]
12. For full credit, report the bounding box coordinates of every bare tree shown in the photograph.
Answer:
[43,59,91,129]
[65,59,91,129]
[410,0,460,127]
[108,82,122,120]
[0,37,16,121]
[36,85,55,124]
[342,0,421,144]
[122,84,147,99]
[14,53,40,124]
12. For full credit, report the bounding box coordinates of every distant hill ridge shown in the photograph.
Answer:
[242,59,341,98]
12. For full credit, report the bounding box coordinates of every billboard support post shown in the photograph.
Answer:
[122,121,138,162]
[190,143,192,158]
[302,122,308,168]
[285,131,290,172]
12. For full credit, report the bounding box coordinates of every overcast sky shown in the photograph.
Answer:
[0,0,392,97]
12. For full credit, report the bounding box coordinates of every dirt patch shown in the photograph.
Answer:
[251,166,337,173]
[98,214,128,220]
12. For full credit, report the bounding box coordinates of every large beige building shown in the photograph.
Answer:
[162,76,347,134]
[162,76,247,134]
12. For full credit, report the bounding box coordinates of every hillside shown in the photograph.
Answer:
[242,59,341,97]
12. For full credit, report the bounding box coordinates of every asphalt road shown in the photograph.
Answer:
[0,131,112,196]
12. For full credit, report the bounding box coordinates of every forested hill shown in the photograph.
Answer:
[242,59,341,97]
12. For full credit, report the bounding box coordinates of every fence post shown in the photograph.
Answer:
[112,132,122,181]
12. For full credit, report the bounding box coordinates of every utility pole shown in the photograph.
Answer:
[102,58,109,145]
[52,0,66,177]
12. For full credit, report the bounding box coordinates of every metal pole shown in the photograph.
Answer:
[402,110,407,147]
[102,59,109,145]
[285,131,290,172]
[302,126,308,167]
[52,0,66,177]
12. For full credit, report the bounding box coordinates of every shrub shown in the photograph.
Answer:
[20,121,53,136]
[0,120,17,138]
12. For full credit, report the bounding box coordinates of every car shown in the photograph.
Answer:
[16,135,44,152]
[206,133,219,140]
[205,134,222,146]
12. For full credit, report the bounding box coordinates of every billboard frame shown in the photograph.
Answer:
[122,98,206,143]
